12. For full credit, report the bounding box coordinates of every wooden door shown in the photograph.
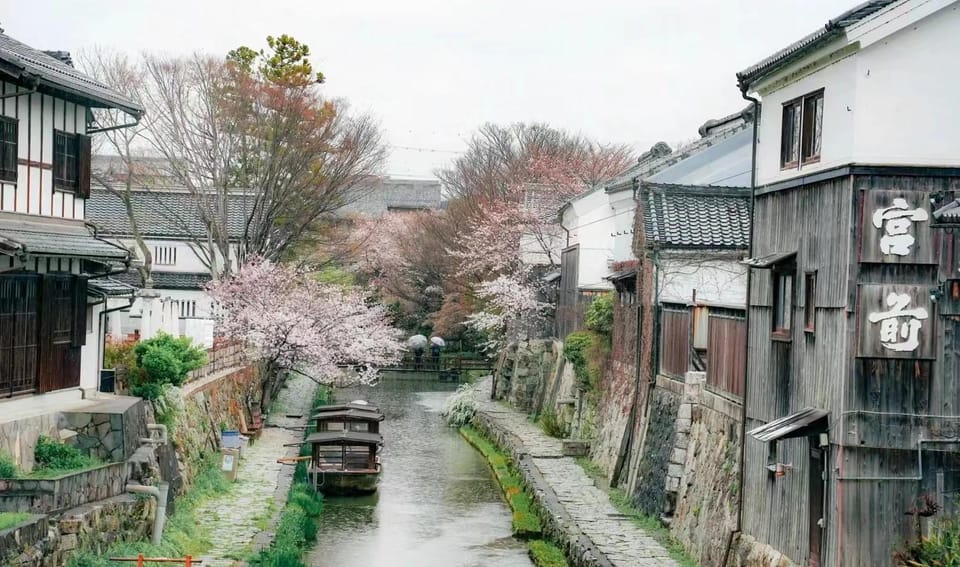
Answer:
[38,274,81,393]
[0,274,40,397]
[808,443,826,567]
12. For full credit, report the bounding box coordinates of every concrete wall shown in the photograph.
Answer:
[0,462,128,514]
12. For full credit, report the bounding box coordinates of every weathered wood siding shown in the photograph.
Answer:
[0,80,88,219]
[746,172,960,567]
[705,310,746,398]
[660,304,690,377]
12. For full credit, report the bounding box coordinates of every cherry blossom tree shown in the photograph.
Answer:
[466,274,550,352]
[207,258,403,407]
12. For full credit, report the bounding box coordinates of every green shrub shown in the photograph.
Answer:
[443,384,477,427]
[563,331,601,392]
[895,516,960,567]
[131,333,206,400]
[537,409,568,439]
[0,450,18,478]
[32,436,99,475]
[585,292,614,339]
[104,338,137,370]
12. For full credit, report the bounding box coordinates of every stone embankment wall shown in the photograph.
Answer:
[172,363,262,484]
[0,495,153,566]
[63,401,148,463]
[0,462,128,514]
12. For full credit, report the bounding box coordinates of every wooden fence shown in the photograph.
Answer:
[659,303,746,398]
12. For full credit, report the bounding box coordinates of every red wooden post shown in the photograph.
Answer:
[137,555,144,567]
[185,556,192,567]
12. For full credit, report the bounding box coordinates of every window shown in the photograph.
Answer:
[155,246,177,266]
[772,265,795,337]
[781,90,824,169]
[53,131,91,196]
[0,117,16,183]
[804,272,817,332]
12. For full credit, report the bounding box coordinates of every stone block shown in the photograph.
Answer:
[96,422,112,440]
[667,463,684,479]
[676,418,692,434]
[675,434,690,450]
[102,432,120,453]
[562,440,591,457]
[59,533,77,551]
[666,476,680,492]
[670,448,687,465]
[58,519,81,535]
[677,403,692,420]
[92,414,109,427]
[64,414,91,430]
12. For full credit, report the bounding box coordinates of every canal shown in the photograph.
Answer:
[304,376,532,567]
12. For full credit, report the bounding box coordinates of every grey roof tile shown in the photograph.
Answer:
[114,270,212,291]
[737,0,900,89]
[640,183,751,250]
[86,188,250,239]
[0,33,143,116]
[89,277,138,297]
[0,214,129,261]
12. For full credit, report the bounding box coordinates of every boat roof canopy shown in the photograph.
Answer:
[311,408,385,422]
[304,431,383,446]
[313,402,381,414]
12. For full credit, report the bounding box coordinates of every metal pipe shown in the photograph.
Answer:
[140,423,168,446]
[725,87,760,567]
[86,113,142,134]
[127,482,169,545]
[837,438,960,481]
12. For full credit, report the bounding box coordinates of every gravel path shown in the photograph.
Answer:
[195,374,317,566]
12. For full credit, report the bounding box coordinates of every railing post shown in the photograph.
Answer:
[185,556,192,567]
[137,555,144,567]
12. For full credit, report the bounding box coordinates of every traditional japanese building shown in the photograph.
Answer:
[0,33,141,406]
[737,1,960,565]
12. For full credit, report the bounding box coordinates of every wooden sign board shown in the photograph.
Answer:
[860,190,935,264]
[858,284,935,359]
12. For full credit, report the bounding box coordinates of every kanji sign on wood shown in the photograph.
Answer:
[858,284,935,359]
[860,190,935,264]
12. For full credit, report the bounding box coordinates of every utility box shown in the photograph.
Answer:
[220,448,240,482]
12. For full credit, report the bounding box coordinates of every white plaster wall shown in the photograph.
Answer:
[113,288,215,347]
[118,238,240,274]
[562,188,634,289]
[753,4,960,186]
[658,257,747,307]
[79,302,104,391]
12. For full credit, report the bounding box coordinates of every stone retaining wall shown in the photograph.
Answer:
[0,495,153,567]
[471,411,613,567]
[0,462,128,514]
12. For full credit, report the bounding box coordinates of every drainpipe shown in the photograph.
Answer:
[94,290,135,391]
[724,87,760,567]
[126,482,169,545]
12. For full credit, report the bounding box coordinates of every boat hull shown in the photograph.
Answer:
[310,468,380,496]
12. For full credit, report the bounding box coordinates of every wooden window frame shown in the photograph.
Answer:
[780,89,824,170]
[772,263,795,340]
[154,246,177,266]
[804,271,817,333]
[53,130,91,197]
[0,116,17,183]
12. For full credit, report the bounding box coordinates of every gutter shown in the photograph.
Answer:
[724,85,760,567]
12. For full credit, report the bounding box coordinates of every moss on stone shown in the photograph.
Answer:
[528,539,569,567]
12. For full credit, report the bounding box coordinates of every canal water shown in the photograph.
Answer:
[304,377,532,567]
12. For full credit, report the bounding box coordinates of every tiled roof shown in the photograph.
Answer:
[604,108,752,194]
[0,213,129,261]
[640,183,751,250]
[86,188,251,240]
[114,270,211,291]
[737,0,900,90]
[89,277,138,297]
[0,33,143,116]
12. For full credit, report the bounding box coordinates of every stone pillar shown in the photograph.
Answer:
[663,370,705,517]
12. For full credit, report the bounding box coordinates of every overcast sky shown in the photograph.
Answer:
[2,0,852,180]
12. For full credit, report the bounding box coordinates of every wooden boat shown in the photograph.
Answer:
[281,401,385,495]
[302,430,382,495]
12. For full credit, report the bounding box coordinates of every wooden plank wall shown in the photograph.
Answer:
[0,80,87,219]
[659,304,689,377]
[744,175,855,566]
[705,310,745,398]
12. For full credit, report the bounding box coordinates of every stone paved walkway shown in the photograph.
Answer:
[195,374,317,566]
[471,380,680,567]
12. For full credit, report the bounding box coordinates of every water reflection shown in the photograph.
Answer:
[304,378,531,567]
